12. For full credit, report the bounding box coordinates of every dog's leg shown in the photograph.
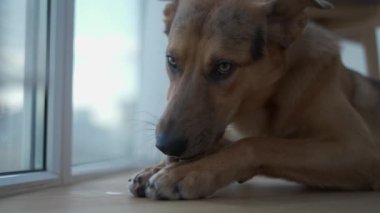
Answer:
[145,138,380,200]
[129,138,232,197]
[246,139,380,190]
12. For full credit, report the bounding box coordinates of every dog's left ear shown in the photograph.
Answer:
[264,0,333,48]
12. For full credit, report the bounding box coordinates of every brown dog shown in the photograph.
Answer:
[129,0,380,200]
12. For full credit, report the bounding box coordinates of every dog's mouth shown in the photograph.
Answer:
[175,131,225,162]
[169,145,212,162]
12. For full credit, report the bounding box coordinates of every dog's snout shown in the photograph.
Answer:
[156,134,187,157]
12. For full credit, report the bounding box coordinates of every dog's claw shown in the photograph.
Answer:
[173,183,180,194]
[135,176,143,184]
[135,186,146,197]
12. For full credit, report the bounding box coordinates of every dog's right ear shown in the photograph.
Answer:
[263,0,333,48]
[163,0,178,35]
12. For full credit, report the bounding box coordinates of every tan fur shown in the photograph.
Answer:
[130,0,380,199]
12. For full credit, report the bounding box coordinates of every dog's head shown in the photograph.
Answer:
[155,0,332,159]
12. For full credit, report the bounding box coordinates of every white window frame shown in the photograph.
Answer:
[23,0,49,172]
[0,0,170,197]
[0,0,74,196]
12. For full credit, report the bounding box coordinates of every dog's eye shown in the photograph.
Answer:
[218,63,232,73]
[167,56,179,73]
[210,62,235,81]
[167,56,176,66]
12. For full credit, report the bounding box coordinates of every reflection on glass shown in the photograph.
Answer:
[73,0,140,165]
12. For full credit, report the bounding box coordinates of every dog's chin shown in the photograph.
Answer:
[171,151,207,162]
[180,153,204,161]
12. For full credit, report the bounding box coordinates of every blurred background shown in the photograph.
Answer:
[0,0,379,175]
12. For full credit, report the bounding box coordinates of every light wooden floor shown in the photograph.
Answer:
[1,172,380,213]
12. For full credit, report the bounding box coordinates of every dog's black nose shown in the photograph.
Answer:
[155,134,187,157]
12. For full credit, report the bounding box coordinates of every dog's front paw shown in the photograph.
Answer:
[145,165,217,200]
[129,167,162,197]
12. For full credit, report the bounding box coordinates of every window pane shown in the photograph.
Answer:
[72,0,141,166]
[0,0,48,174]
[341,40,368,76]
